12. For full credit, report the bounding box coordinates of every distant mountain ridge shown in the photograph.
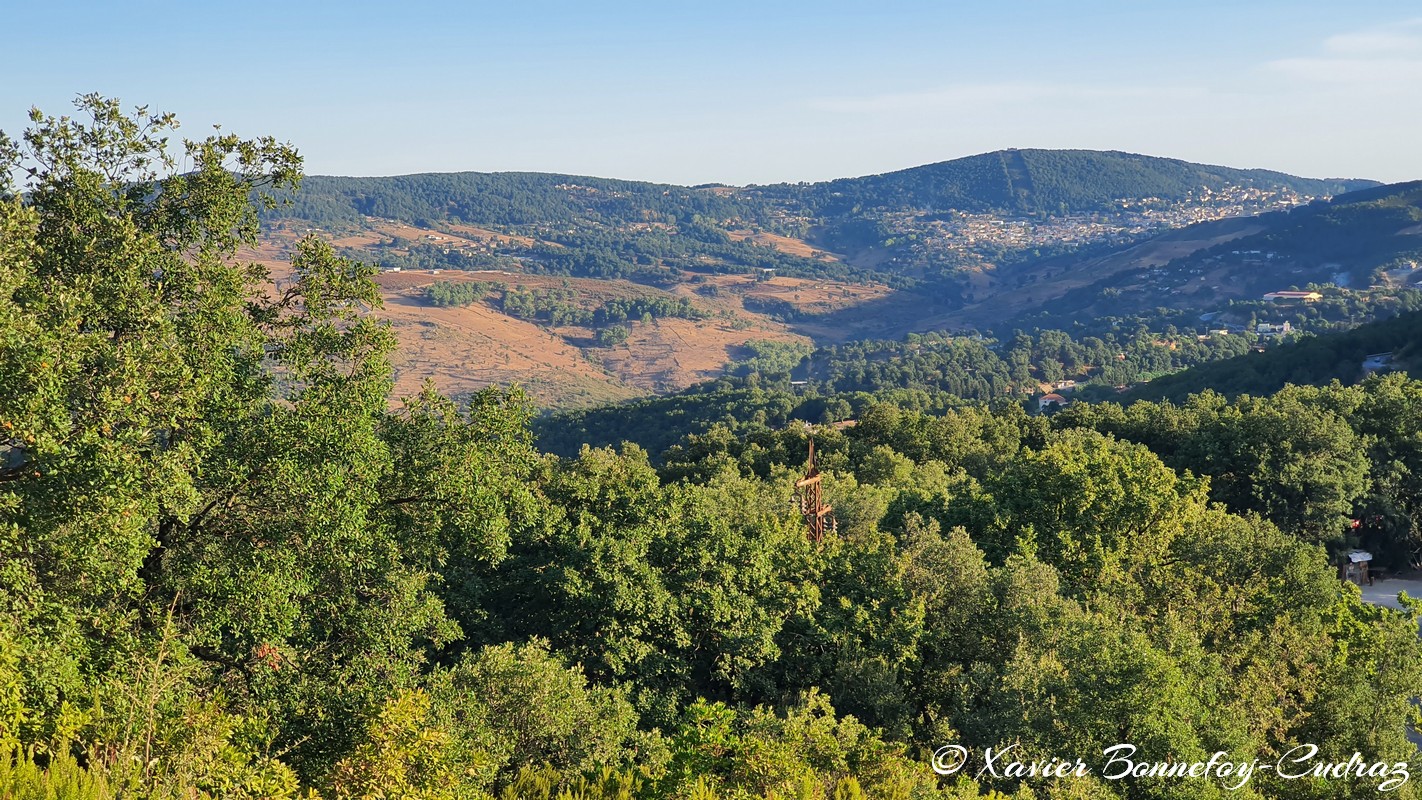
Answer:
[244,150,1419,410]
[266,171,764,230]
[763,149,1379,216]
[261,149,1384,298]
[271,149,1379,231]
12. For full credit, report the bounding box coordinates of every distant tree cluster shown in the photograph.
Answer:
[595,295,704,324]
[535,324,1274,458]
[1128,307,1422,402]
[261,171,768,230]
[595,325,630,346]
[426,279,498,307]
[495,286,705,328]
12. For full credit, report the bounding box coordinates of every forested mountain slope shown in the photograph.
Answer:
[269,171,768,230]
[272,150,1376,230]
[1124,308,1422,403]
[756,148,1375,216]
[261,150,1377,289]
[241,153,1405,406]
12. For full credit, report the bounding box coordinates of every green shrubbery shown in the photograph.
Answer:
[427,280,499,307]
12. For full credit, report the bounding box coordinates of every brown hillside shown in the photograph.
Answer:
[726,230,841,261]
[244,222,817,408]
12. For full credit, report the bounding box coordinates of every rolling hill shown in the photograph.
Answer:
[755,148,1376,217]
[269,171,766,231]
[263,150,1379,288]
[249,151,1414,407]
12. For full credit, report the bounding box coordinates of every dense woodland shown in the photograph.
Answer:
[267,151,1375,234]
[263,173,867,285]
[264,172,764,231]
[426,281,706,329]
[261,150,1390,296]
[536,327,1266,457]
[1124,308,1422,402]
[253,142,1422,375]
[3,99,1422,800]
[356,220,865,285]
[751,149,1374,220]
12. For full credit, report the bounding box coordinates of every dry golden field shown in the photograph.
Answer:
[242,221,824,408]
[726,229,841,261]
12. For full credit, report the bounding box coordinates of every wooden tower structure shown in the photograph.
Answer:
[795,438,836,543]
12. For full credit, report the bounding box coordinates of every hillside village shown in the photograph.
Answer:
[886,184,1326,268]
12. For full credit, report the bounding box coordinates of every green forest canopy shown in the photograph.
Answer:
[259,149,1386,291]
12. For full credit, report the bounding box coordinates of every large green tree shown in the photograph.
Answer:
[0,96,539,785]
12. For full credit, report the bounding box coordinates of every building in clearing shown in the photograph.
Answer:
[1263,290,1322,302]
[1038,393,1067,411]
[1340,550,1372,586]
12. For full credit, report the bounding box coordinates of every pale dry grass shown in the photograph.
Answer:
[726,229,841,261]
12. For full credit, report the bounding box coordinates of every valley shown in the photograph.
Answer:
[15,10,1422,798]
[250,151,1422,410]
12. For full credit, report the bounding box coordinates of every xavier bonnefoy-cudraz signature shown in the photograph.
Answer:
[930,743,1410,792]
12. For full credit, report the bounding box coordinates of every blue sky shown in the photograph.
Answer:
[6,1,1422,184]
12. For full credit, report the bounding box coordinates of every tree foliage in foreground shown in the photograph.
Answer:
[2,98,1421,800]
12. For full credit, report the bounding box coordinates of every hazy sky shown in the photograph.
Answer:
[6,1,1422,184]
